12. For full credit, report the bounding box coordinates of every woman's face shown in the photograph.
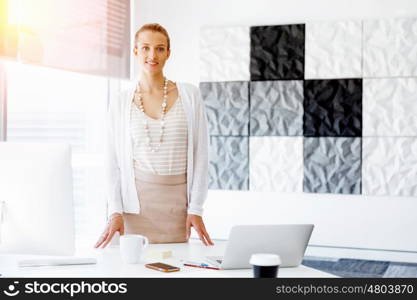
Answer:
[135,30,170,75]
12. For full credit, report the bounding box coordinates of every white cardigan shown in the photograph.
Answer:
[106,82,209,218]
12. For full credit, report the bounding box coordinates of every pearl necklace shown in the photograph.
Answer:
[133,77,168,153]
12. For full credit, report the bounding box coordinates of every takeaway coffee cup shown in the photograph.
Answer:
[249,253,281,278]
[120,234,149,264]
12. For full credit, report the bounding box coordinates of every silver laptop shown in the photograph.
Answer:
[205,224,314,269]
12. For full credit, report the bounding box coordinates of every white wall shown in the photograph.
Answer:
[133,0,417,261]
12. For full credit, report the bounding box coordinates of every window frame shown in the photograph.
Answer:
[0,62,7,142]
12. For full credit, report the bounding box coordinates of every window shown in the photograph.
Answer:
[1,0,131,79]
[1,0,132,246]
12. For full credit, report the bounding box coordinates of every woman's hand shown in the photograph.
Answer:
[94,213,125,248]
[186,214,214,246]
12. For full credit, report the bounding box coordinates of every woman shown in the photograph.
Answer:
[94,23,214,248]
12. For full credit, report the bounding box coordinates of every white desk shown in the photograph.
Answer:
[0,239,336,278]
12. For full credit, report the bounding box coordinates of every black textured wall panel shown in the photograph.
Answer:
[250,24,305,81]
[303,79,362,137]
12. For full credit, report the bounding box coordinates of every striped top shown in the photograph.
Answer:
[130,95,188,175]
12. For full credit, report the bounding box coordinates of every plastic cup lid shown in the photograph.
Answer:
[249,253,281,266]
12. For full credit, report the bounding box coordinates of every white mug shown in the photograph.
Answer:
[119,234,149,264]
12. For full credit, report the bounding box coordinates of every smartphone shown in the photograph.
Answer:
[145,262,180,272]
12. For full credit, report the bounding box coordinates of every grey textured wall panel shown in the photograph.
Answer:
[362,137,417,196]
[305,20,362,79]
[363,18,417,77]
[209,136,249,190]
[250,80,303,136]
[200,81,249,136]
[363,78,417,136]
[250,137,303,192]
[200,26,250,82]
[304,137,361,194]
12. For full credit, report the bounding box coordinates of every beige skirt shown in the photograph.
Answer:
[122,168,188,244]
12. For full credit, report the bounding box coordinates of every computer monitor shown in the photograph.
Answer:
[0,142,75,255]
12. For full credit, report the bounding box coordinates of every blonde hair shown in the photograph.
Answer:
[133,23,170,54]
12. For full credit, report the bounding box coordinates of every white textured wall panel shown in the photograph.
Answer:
[396,79,417,136]
[363,78,417,136]
[305,20,362,79]
[250,137,303,193]
[363,137,417,196]
[200,26,250,82]
[363,18,417,77]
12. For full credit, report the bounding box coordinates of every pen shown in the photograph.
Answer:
[183,263,220,270]
[181,260,221,270]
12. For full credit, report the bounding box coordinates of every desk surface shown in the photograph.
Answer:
[1,239,336,278]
